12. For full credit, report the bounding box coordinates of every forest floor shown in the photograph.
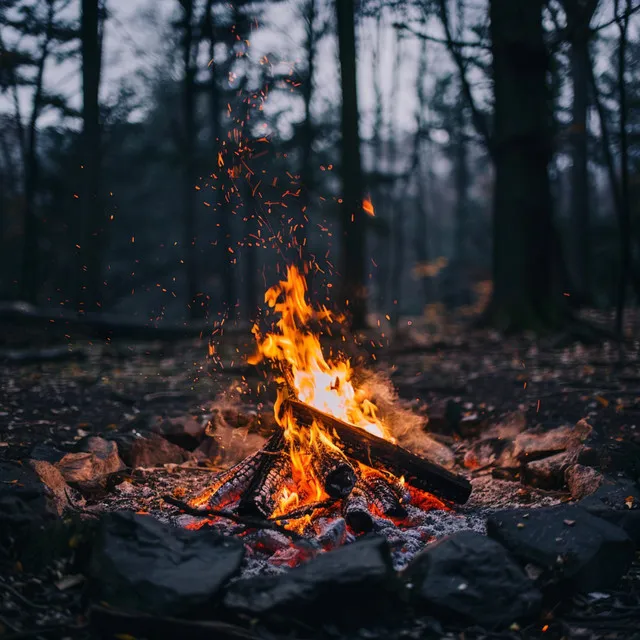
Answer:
[1,309,639,639]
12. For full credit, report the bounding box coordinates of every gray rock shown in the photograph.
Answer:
[521,450,579,490]
[0,462,59,530]
[487,505,634,594]
[57,437,125,484]
[579,480,640,545]
[404,531,541,627]
[28,460,81,514]
[565,464,604,500]
[224,536,396,621]
[89,511,244,616]
[513,420,592,462]
[129,434,189,467]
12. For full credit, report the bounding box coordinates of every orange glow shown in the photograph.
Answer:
[363,197,375,217]
[249,266,394,521]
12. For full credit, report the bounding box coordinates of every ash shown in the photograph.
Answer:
[98,465,560,576]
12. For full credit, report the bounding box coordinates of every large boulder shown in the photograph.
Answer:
[223,535,396,622]
[403,531,542,627]
[579,480,640,546]
[487,505,634,594]
[89,511,245,616]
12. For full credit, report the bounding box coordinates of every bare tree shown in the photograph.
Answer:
[78,0,104,312]
[560,0,599,304]
[336,0,366,329]
[484,0,562,331]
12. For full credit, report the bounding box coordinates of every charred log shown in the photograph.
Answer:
[237,430,290,518]
[343,484,374,533]
[362,474,407,518]
[189,449,264,509]
[311,443,357,498]
[286,399,472,504]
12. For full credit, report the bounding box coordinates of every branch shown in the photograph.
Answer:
[592,2,640,32]
[436,0,494,155]
[393,22,489,49]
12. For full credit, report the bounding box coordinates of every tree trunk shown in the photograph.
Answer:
[79,0,103,312]
[615,0,631,342]
[181,0,202,318]
[297,0,316,278]
[205,3,235,317]
[336,0,366,330]
[412,40,431,309]
[21,0,55,304]
[484,0,564,332]
[563,0,598,304]
[388,32,404,330]
[452,96,471,307]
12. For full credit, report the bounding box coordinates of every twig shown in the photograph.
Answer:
[392,22,489,49]
[0,582,50,611]
[591,2,640,32]
[270,499,337,521]
[161,495,308,542]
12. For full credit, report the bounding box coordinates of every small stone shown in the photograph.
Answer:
[403,531,541,627]
[129,434,189,468]
[56,437,125,486]
[150,415,205,450]
[521,450,580,490]
[223,536,396,622]
[513,421,592,463]
[29,460,81,515]
[89,511,244,616]
[565,464,604,500]
[464,438,515,470]
[487,505,635,594]
[579,480,640,545]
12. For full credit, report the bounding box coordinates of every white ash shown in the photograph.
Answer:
[91,463,563,579]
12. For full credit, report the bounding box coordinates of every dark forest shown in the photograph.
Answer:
[1,2,640,639]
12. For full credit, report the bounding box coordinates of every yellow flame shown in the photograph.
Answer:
[250,266,393,520]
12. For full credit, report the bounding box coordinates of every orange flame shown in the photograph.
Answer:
[249,266,393,519]
[363,196,375,217]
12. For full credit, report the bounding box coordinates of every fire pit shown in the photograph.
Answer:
[1,271,639,638]
[167,266,470,551]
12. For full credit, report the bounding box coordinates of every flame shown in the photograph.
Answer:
[250,266,393,519]
[363,196,375,217]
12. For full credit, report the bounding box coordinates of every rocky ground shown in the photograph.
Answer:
[1,314,640,639]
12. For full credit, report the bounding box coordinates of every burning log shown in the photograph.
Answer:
[237,429,290,518]
[343,485,374,533]
[310,443,357,498]
[361,473,407,519]
[286,398,472,504]
[189,449,264,509]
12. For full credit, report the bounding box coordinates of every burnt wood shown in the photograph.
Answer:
[189,448,264,509]
[285,399,472,504]
[362,474,407,518]
[237,429,287,517]
[311,443,357,498]
[343,484,374,533]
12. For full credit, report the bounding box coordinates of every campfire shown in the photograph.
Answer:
[186,266,471,537]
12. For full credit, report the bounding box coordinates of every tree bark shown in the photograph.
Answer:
[412,40,432,309]
[206,0,235,315]
[336,0,366,330]
[614,0,631,343]
[484,0,563,331]
[180,0,202,319]
[297,0,316,277]
[21,0,56,304]
[562,0,598,304]
[79,0,103,312]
